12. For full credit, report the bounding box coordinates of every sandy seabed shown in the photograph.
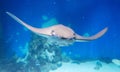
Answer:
[50,61,120,72]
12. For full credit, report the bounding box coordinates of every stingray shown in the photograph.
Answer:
[6,12,108,46]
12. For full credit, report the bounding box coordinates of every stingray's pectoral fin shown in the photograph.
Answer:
[6,12,44,35]
[75,27,108,42]
[6,12,55,38]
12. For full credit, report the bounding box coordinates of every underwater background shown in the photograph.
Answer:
[0,0,120,72]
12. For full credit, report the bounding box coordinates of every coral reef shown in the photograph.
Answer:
[0,33,65,72]
[23,34,63,72]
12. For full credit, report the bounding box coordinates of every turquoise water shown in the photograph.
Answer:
[0,0,120,72]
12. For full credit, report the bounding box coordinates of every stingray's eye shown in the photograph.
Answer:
[51,30,60,37]
[51,30,56,36]
[72,33,76,39]
[73,33,76,36]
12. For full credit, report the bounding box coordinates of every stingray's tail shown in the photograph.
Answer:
[6,12,39,33]
[75,27,108,42]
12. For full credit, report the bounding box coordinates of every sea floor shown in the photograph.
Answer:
[50,61,120,72]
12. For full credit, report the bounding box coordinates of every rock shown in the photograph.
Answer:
[112,59,120,66]
[94,61,102,70]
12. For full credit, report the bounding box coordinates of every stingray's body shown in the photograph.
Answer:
[6,12,108,46]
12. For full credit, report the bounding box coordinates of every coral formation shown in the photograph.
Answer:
[24,34,63,72]
[0,33,64,72]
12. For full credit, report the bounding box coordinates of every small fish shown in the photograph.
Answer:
[6,12,108,46]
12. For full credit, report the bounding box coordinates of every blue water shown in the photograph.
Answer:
[0,0,120,60]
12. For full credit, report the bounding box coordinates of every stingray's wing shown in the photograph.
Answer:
[6,12,51,37]
[75,27,108,42]
[6,12,40,32]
